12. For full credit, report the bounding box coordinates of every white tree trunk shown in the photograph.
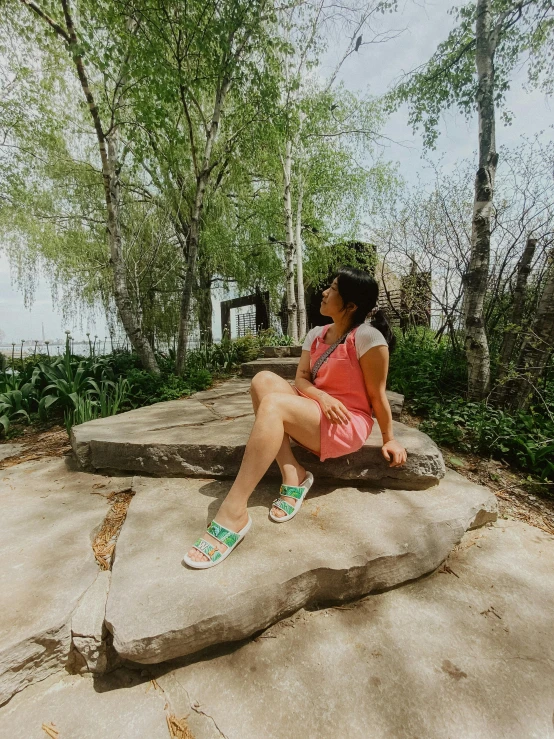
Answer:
[283,139,299,342]
[295,173,307,338]
[464,0,497,400]
[53,1,160,373]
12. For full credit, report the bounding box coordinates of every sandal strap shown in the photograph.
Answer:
[192,538,223,562]
[206,520,240,547]
[279,484,305,500]
[272,498,295,516]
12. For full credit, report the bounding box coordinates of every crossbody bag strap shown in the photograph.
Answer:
[310,329,353,383]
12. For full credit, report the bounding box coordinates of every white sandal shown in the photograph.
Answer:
[183,515,252,569]
[269,472,314,522]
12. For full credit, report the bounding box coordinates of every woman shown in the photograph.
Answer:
[184,266,407,568]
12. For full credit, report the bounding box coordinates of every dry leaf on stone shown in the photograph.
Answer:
[438,564,460,578]
[166,714,195,739]
[441,660,467,680]
[42,723,59,738]
[92,490,134,570]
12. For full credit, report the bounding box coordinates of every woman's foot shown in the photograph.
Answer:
[186,503,250,563]
[271,465,308,518]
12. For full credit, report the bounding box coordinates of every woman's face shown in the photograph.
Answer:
[320,277,355,319]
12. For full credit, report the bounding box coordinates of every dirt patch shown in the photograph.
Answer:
[0,425,71,470]
[92,489,135,570]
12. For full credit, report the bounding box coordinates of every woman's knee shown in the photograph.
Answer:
[250,371,288,398]
[257,391,287,415]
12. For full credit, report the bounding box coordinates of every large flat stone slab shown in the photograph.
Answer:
[0,458,132,706]
[150,520,554,739]
[71,379,441,488]
[105,470,497,664]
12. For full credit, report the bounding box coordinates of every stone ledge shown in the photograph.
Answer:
[241,357,298,379]
[71,380,433,488]
[105,470,497,664]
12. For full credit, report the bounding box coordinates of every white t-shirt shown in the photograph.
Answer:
[302,323,388,359]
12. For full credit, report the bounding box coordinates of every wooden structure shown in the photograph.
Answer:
[220,290,270,338]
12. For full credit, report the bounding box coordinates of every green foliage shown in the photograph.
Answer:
[229,335,262,363]
[0,360,44,433]
[0,329,294,435]
[390,327,554,481]
[420,399,554,483]
[257,328,294,347]
[387,327,467,411]
[387,1,554,149]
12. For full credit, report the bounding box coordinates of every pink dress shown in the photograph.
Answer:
[292,324,375,461]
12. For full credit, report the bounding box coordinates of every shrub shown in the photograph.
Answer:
[230,334,261,363]
[390,327,554,481]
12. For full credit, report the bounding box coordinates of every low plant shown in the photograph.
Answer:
[0,363,43,433]
[88,377,130,417]
[257,328,294,347]
[229,334,261,363]
[0,389,32,433]
[63,377,131,435]
[419,398,554,481]
[390,327,554,482]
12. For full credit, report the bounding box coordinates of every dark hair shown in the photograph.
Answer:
[335,266,396,354]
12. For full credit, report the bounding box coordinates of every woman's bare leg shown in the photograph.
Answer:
[249,372,312,513]
[186,387,321,562]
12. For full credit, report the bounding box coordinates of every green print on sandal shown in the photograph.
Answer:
[272,498,295,516]
[279,485,304,500]
[206,521,240,547]
[193,538,222,562]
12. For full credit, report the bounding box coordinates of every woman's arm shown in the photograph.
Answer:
[295,351,351,425]
[359,346,407,467]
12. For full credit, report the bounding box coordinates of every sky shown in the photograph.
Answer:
[0,0,552,345]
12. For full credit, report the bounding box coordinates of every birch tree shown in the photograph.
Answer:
[275,0,399,340]
[13,0,161,372]
[388,0,554,400]
[115,0,281,372]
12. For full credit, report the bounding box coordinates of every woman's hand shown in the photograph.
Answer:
[382,439,407,467]
[318,392,352,425]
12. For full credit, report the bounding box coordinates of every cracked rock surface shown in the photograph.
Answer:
[3,520,551,739]
[71,378,443,488]
[71,571,111,673]
[0,669,180,738]
[105,469,497,664]
[0,458,132,706]
[149,520,554,739]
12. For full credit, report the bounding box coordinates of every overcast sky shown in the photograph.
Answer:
[0,0,551,344]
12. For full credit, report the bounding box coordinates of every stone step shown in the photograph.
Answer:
[262,345,302,358]
[241,360,404,419]
[105,471,497,665]
[71,379,439,489]
[242,357,298,379]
